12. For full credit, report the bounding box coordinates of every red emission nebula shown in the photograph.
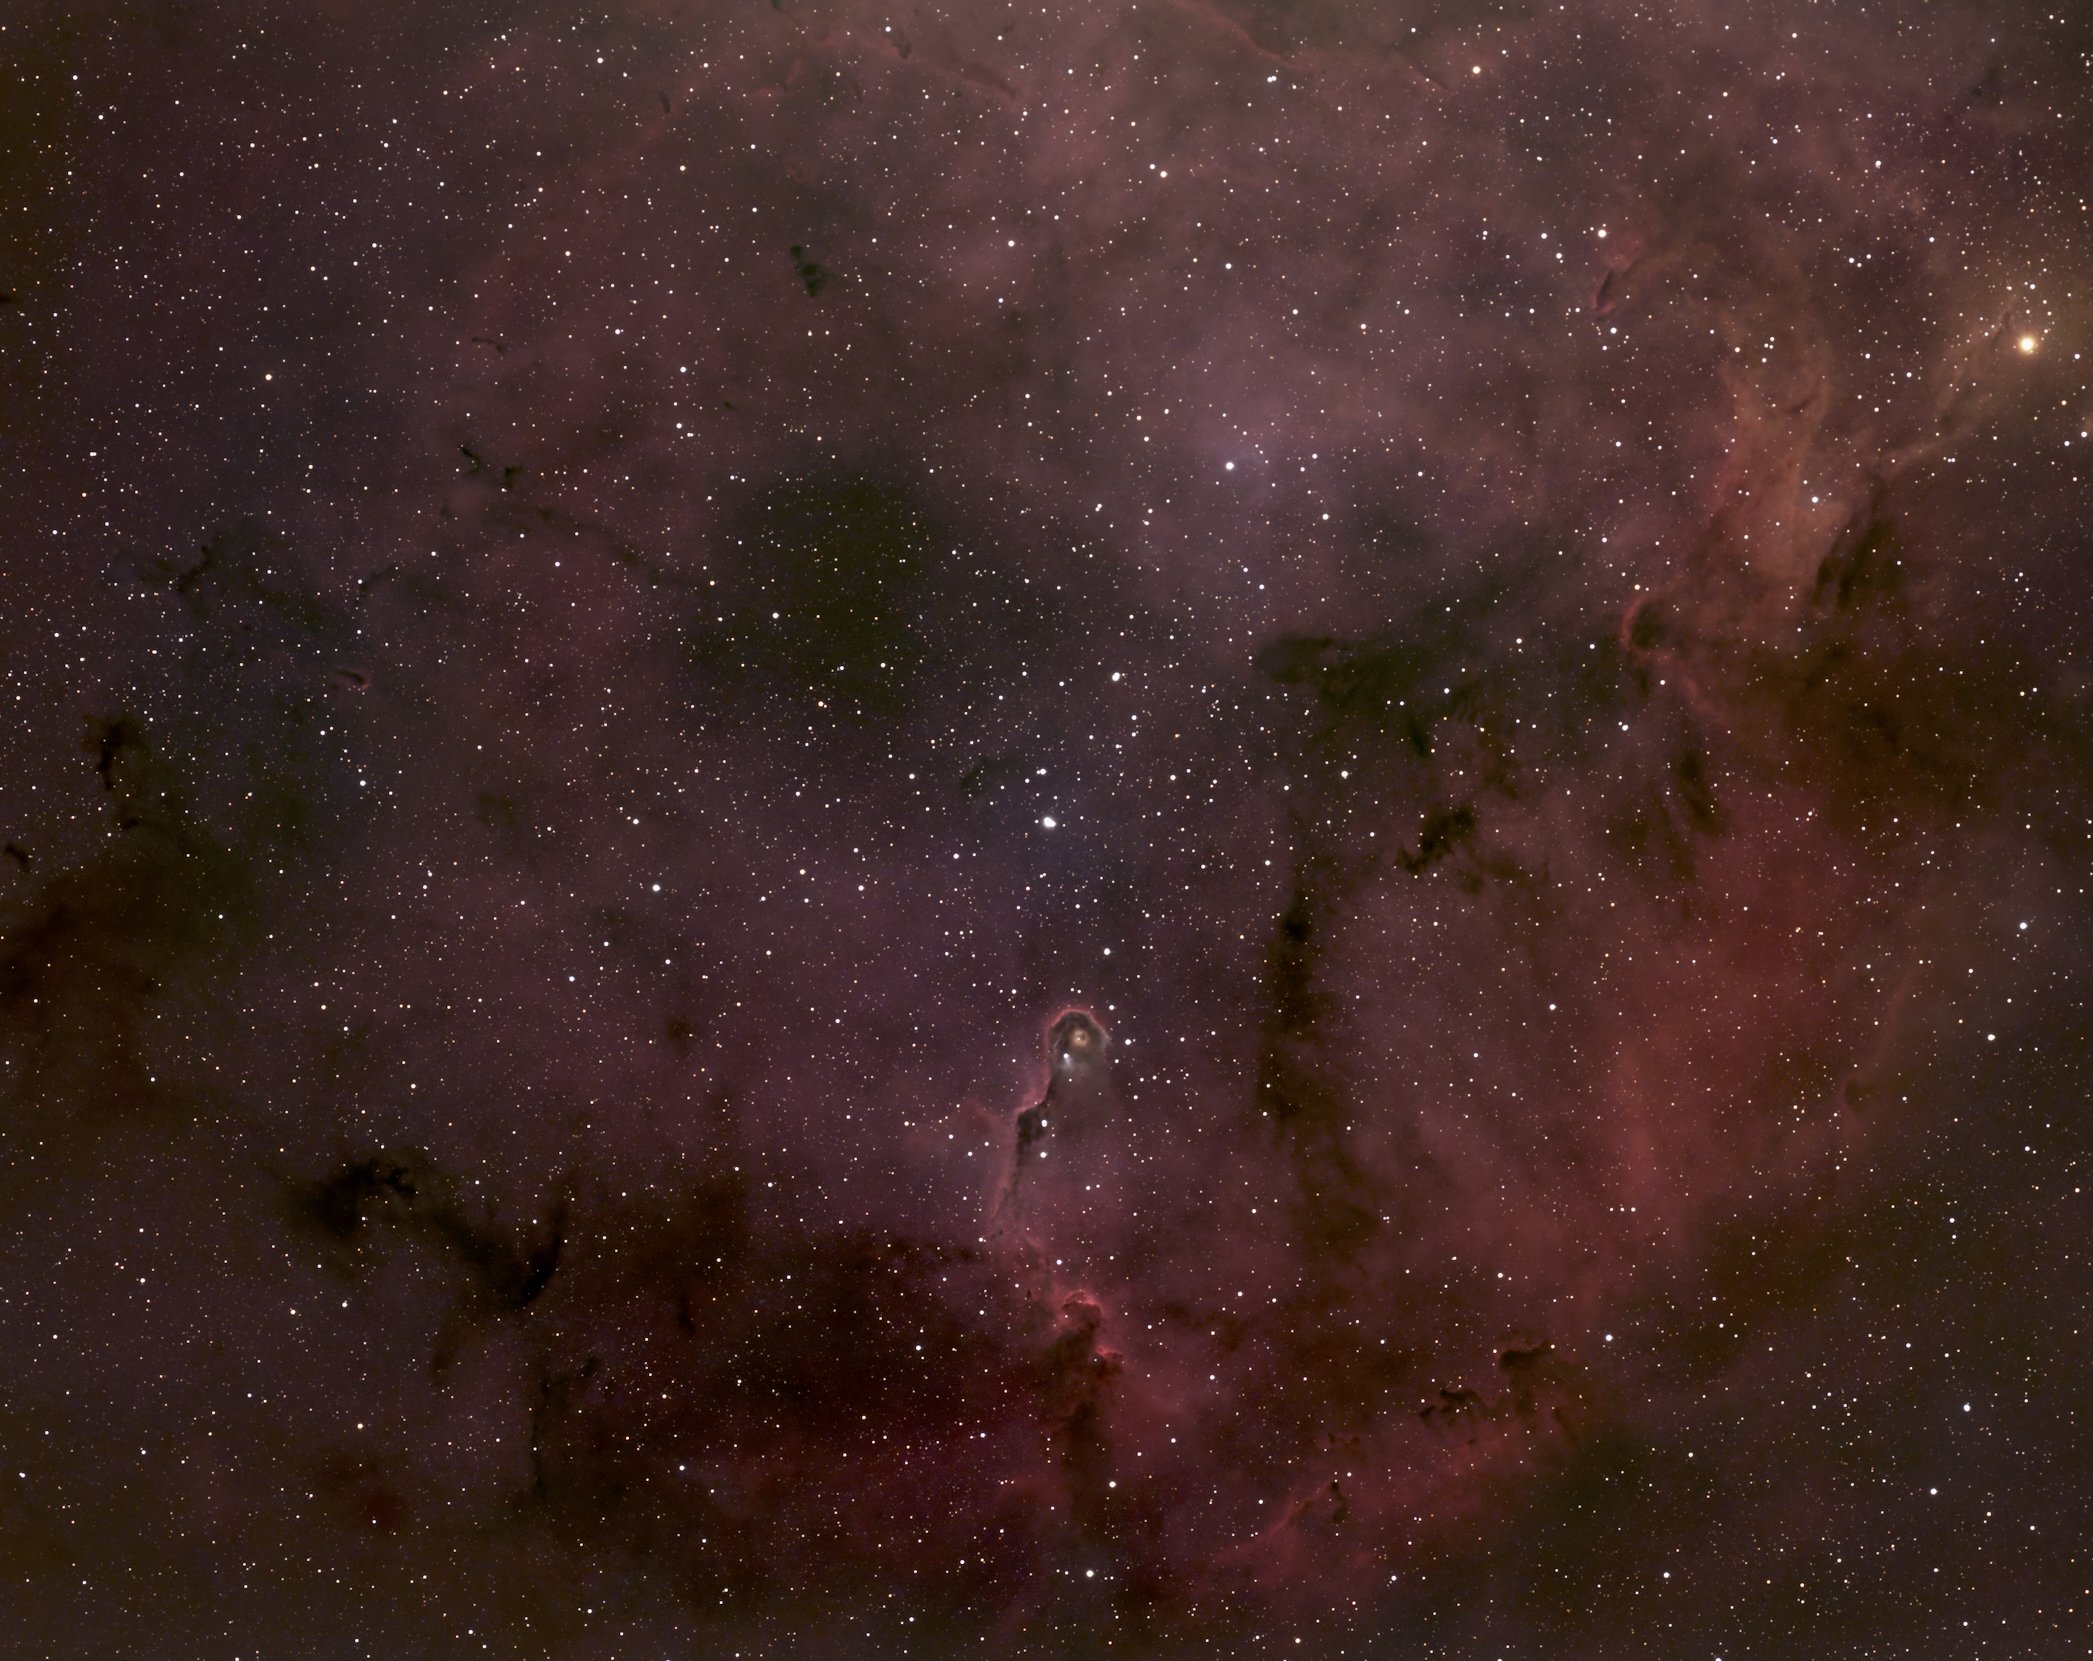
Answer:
[1,1,2090,1657]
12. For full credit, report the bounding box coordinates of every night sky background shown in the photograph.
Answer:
[3,0,2091,1655]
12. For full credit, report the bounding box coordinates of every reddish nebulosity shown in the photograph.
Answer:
[1,0,2089,1655]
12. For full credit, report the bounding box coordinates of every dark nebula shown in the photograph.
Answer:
[3,1,2091,1656]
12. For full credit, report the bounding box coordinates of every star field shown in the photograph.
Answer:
[2,1,2091,1657]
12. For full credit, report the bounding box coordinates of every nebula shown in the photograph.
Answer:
[2,0,2089,1656]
